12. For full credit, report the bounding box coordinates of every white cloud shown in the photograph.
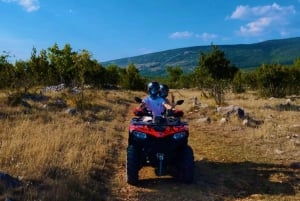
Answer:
[230,3,295,20]
[196,32,217,41]
[239,17,272,36]
[169,31,193,39]
[169,31,218,42]
[230,5,250,20]
[229,3,296,36]
[1,0,40,12]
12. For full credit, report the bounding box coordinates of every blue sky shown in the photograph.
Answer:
[1,0,300,63]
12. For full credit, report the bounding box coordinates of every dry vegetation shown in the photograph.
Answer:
[0,88,299,201]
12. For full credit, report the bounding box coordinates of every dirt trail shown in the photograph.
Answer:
[106,103,216,201]
[107,103,185,201]
[107,102,300,201]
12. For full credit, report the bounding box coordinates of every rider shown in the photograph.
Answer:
[159,83,184,117]
[142,82,171,117]
[159,84,173,105]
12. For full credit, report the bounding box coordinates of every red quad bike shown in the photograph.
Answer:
[126,97,194,185]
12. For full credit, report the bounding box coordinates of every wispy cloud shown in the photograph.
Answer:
[1,0,40,12]
[229,3,296,36]
[169,31,193,39]
[169,31,217,42]
[196,32,217,41]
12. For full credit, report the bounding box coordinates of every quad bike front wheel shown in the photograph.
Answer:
[174,145,194,184]
[126,145,140,185]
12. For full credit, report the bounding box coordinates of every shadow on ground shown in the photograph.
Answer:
[131,160,299,201]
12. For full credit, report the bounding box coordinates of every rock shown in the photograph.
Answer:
[274,149,284,155]
[216,105,245,119]
[219,117,228,124]
[65,108,77,115]
[242,117,264,128]
[197,117,211,124]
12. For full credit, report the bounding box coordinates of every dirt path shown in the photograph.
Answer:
[106,103,218,201]
[106,103,187,201]
[106,102,300,201]
[107,102,179,201]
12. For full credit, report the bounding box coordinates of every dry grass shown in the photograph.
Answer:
[0,89,145,201]
[0,88,299,201]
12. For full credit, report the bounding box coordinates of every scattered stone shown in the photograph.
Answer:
[197,117,211,124]
[286,98,292,104]
[70,87,81,94]
[261,103,273,109]
[41,83,65,94]
[65,108,77,115]
[48,98,67,108]
[274,149,284,155]
[219,117,228,124]
[216,105,245,119]
[242,117,264,128]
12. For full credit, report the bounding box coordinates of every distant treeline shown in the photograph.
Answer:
[1,43,300,100]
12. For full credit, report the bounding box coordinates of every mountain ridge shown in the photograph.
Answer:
[102,37,300,76]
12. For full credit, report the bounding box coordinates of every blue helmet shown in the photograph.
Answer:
[148,82,160,98]
[159,84,169,98]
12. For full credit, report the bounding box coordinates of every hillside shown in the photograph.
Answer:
[102,37,300,76]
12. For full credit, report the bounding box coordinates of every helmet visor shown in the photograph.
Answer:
[150,87,158,95]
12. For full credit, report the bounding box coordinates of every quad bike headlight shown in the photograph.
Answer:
[132,131,147,139]
[173,132,187,140]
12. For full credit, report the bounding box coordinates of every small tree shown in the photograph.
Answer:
[13,60,32,93]
[232,71,245,93]
[48,43,75,85]
[243,71,258,90]
[0,53,14,89]
[256,64,289,97]
[72,50,91,111]
[287,66,300,95]
[105,64,120,87]
[119,63,145,91]
[166,66,183,88]
[193,45,238,105]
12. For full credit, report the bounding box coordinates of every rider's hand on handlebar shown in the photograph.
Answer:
[164,103,172,110]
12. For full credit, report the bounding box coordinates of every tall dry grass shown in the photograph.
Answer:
[0,89,145,200]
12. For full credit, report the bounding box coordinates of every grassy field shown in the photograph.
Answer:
[0,88,299,201]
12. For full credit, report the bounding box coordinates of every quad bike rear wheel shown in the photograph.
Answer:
[126,145,140,185]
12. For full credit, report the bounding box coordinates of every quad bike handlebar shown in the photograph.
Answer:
[134,96,184,106]
[133,96,184,119]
